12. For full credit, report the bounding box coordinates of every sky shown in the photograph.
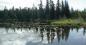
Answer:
[0,0,86,10]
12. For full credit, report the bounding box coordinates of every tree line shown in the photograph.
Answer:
[0,0,86,22]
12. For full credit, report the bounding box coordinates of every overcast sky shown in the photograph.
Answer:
[0,0,86,10]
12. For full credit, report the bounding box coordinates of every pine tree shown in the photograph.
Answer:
[61,0,65,18]
[56,0,61,19]
[39,0,44,20]
[45,0,50,20]
[64,0,70,18]
[50,0,55,19]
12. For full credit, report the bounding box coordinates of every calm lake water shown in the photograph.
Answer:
[0,26,86,45]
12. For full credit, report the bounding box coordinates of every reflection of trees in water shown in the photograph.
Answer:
[5,26,16,32]
[63,26,70,41]
[46,26,51,43]
[4,25,86,43]
[35,27,38,32]
[56,27,61,42]
[5,27,9,33]
[45,26,55,43]
[4,25,71,43]
[76,27,79,32]
[38,26,71,43]
[50,27,55,43]
[40,26,45,41]
[56,26,70,42]
[83,27,86,35]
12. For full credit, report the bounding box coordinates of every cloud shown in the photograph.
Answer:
[68,0,86,10]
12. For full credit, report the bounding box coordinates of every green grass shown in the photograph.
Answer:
[49,18,86,27]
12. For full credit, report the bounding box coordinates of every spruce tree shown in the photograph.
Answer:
[39,0,44,20]
[61,0,65,18]
[45,0,50,20]
[64,0,70,18]
[56,0,61,19]
[50,0,55,19]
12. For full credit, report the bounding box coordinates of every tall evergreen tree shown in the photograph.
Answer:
[3,7,8,20]
[32,4,37,21]
[64,0,70,18]
[61,0,65,18]
[39,0,44,20]
[50,0,55,19]
[45,0,50,20]
[56,0,61,19]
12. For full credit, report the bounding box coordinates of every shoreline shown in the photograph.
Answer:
[0,22,86,28]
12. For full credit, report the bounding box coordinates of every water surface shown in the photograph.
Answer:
[0,26,86,45]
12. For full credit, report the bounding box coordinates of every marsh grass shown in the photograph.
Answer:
[50,19,86,27]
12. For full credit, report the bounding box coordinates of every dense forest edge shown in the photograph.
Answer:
[0,0,86,27]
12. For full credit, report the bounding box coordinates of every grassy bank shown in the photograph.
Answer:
[50,19,86,27]
[0,19,86,28]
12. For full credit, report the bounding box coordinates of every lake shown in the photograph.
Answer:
[0,26,86,45]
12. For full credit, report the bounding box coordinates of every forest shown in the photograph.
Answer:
[0,0,86,25]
